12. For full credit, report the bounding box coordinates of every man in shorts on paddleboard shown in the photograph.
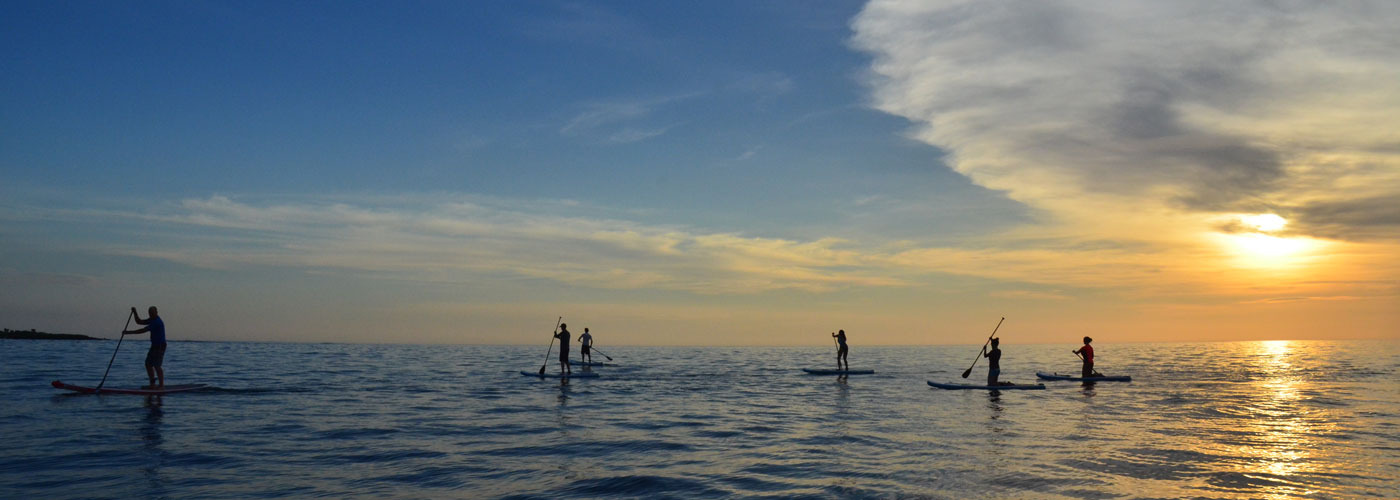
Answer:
[985,337,1002,386]
[1073,336,1100,378]
[554,323,572,375]
[122,306,167,388]
[579,327,593,364]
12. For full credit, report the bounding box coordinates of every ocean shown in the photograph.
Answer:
[2,339,1397,499]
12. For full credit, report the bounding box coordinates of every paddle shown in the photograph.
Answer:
[589,346,614,362]
[95,309,136,394]
[538,316,563,375]
[960,317,1005,379]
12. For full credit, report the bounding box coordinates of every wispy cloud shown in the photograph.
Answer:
[57,195,904,295]
[561,93,702,144]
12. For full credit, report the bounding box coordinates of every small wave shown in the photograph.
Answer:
[563,474,729,498]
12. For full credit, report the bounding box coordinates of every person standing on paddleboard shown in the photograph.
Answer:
[832,329,848,371]
[554,323,572,375]
[122,306,167,388]
[1072,336,1099,378]
[579,327,594,364]
[985,337,1002,386]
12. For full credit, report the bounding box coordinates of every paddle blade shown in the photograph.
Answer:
[961,368,973,378]
[538,365,546,375]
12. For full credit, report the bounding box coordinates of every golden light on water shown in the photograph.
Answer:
[1233,340,1335,499]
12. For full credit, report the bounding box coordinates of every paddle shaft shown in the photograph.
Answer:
[96,310,136,393]
[961,317,1005,378]
[539,317,563,374]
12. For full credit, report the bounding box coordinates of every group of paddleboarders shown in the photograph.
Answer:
[550,323,598,375]
[828,330,1109,385]
[983,336,1103,385]
[101,309,1102,387]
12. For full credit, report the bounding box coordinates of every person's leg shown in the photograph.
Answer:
[155,366,165,387]
[146,365,157,387]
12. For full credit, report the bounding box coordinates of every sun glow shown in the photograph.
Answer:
[1214,214,1325,269]
[1241,214,1288,232]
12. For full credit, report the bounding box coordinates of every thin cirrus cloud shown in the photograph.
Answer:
[850,0,1400,243]
[94,195,907,295]
[559,92,702,144]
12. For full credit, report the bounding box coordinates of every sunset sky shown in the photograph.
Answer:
[3,1,1397,345]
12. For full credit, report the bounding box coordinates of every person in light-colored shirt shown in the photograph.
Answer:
[580,328,594,364]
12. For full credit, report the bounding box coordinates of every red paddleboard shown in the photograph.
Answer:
[51,380,208,395]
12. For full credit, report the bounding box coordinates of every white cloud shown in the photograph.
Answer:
[851,0,1400,241]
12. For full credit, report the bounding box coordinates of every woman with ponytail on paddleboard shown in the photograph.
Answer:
[832,330,849,371]
[1072,336,1100,378]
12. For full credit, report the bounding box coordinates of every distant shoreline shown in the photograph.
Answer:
[1,329,104,341]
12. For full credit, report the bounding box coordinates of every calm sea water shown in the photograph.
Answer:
[2,339,1397,499]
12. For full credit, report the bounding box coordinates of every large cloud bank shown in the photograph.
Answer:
[852,0,1400,242]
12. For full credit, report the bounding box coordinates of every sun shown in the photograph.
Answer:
[1240,213,1287,232]
[1216,214,1323,269]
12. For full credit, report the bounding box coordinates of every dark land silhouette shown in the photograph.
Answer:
[1,328,103,340]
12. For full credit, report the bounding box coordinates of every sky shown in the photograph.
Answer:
[2,1,1397,346]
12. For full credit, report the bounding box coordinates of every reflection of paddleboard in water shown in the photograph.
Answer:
[801,368,875,375]
[926,381,1044,390]
[51,380,208,395]
[519,371,599,378]
[1036,372,1131,382]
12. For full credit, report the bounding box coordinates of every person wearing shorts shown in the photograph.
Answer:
[123,306,167,388]
[579,328,593,364]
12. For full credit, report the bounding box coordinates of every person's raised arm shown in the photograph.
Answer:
[130,307,151,326]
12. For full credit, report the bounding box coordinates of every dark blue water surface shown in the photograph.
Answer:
[2,339,1397,499]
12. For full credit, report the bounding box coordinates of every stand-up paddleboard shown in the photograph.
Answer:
[1036,372,1131,382]
[927,380,1045,390]
[801,368,875,375]
[51,380,208,395]
[520,371,599,378]
[569,361,613,366]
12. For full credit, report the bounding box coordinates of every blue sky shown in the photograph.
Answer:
[3,1,1397,345]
